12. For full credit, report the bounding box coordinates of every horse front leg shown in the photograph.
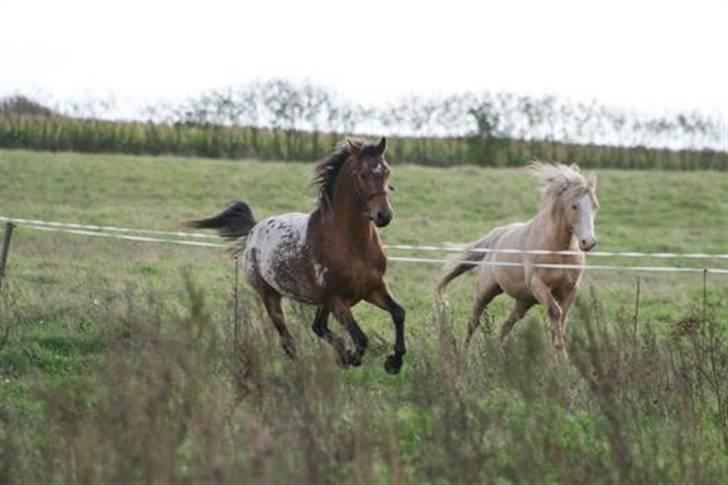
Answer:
[331,299,369,368]
[311,306,349,365]
[499,299,536,343]
[529,275,566,360]
[365,285,406,374]
[556,286,578,344]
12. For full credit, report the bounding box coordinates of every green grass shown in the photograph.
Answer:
[0,149,727,483]
[2,149,726,324]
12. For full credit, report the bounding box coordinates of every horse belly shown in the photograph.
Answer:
[492,265,532,301]
[243,213,320,304]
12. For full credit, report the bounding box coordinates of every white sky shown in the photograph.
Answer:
[1,0,727,117]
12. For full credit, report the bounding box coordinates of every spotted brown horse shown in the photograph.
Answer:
[186,138,406,373]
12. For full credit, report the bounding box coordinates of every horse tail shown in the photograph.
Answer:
[183,201,257,240]
[436,234,492,301]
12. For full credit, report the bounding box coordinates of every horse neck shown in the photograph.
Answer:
[328,172,377,250]
[533,202,575,250]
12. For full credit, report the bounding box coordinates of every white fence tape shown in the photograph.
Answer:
[0,217,218,240]
[387,256,728,274]
[3,216,727,260]
[385,244,728,260]
[24,225,227,248]
[6,219,727,275]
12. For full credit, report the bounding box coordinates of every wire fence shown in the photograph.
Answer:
[2,216,727,275]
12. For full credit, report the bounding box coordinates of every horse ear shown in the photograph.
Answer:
[587,172,597,191]
[346,138,362,156]
[376,137,387,155]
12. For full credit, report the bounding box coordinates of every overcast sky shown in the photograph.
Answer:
[2,0,726,117]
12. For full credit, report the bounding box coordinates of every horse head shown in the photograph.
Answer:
[346,137,393,227]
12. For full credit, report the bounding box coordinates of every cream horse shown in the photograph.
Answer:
[437,162,599,358]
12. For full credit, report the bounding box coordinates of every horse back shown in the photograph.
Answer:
[243,211,387,306]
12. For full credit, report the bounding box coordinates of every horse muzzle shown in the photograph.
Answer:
[373,210,393,228]
[580,238,597,252]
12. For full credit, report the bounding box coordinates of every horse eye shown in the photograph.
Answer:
[360,173,368,180]
[571,204,578,210]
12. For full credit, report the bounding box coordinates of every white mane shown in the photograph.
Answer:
[528,161,596,210]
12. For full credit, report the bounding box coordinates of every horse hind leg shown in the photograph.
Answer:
[465,279,502,348]
[260,285,297,358]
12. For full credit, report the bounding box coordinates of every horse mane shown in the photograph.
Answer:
[312,139,382,211]
[528,161,595,211]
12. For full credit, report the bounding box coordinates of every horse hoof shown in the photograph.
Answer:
[282,341,297,360]
[338,351,361,368]
[345,350,363,367]
[384,354,403,375]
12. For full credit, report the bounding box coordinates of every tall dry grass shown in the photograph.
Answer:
[0,278,726,483]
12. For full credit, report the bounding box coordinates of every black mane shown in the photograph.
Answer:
[312,139,381,210]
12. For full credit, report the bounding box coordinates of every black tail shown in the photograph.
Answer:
[183,201,256,240]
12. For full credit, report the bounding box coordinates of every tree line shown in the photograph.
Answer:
[0,79,724,170]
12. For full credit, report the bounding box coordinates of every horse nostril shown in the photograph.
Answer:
[581,238,596,251]
[375,211,392,227]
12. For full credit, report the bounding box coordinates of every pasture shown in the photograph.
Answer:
[1,149,727,483]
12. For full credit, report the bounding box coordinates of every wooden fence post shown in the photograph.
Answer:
[632,276,641,347]
[233,255,240,342]
[702,268,708,327]
[0,222,16,292]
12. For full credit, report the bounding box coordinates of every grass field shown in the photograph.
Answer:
[1,149,727,483]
